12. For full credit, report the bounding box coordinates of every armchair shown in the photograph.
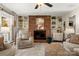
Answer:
[16,30,34,49]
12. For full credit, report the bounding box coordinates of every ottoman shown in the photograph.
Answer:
[45,42,69,56]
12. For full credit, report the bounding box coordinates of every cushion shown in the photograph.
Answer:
[21,34,28,39]
[0,44,12,51]
[66,38,70,42]
[69,35,79,44]
[63,42,79,52]
[0,44,5,51]
[0,44,16,56]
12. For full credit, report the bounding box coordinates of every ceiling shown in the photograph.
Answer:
[2,3,79,16]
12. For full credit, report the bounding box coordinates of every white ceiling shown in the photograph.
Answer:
[2,3,79,16]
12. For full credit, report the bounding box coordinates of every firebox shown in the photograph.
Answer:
[34,30,46,40]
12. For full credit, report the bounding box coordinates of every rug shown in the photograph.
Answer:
[15,43,70,56]
[15,43,45,56]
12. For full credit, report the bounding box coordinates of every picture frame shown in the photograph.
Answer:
[2,17,8,27]
[36,18,44,30]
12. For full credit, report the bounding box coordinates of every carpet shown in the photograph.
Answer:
[15,43,45,56]
[15,43,71,56]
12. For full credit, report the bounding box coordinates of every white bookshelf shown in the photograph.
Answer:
[18,16,28,31]
[51,16,64,41]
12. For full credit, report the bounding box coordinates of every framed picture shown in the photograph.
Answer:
[36,18,44,30]
[2,17,8,27]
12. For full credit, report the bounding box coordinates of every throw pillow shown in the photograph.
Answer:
[69,35,79,44]
[0,44,5,51]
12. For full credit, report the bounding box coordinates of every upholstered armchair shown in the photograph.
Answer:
[16,30,34,49]
[17,36,34,49]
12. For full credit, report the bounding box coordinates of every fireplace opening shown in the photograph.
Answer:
[34,30,46,40]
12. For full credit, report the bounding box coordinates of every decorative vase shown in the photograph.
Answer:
[46,36,52,44]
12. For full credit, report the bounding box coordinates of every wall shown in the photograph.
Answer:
[62,7,79,34]
[0,10,13,43]
[0,4,17,43]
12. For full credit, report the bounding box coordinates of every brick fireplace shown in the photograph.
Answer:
[29,15,51,42]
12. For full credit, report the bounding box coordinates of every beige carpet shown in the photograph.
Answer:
[15,43,45,56]
[15,43,70,56]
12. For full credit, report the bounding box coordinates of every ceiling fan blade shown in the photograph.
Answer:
[44,3,53,7]
[35,4,39,9]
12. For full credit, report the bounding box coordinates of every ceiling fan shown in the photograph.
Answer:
[35,3,53,9]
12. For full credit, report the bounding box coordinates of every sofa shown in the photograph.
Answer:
[0,44,16,56]
[63,34,79,55]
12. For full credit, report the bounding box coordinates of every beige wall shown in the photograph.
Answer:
[0,4,18,43]
[62,7,79,34]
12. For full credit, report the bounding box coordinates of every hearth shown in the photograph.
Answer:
[34,30,46,40]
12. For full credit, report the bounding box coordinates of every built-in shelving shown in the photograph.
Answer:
[51,16,64,41]
[18,16,28,30]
